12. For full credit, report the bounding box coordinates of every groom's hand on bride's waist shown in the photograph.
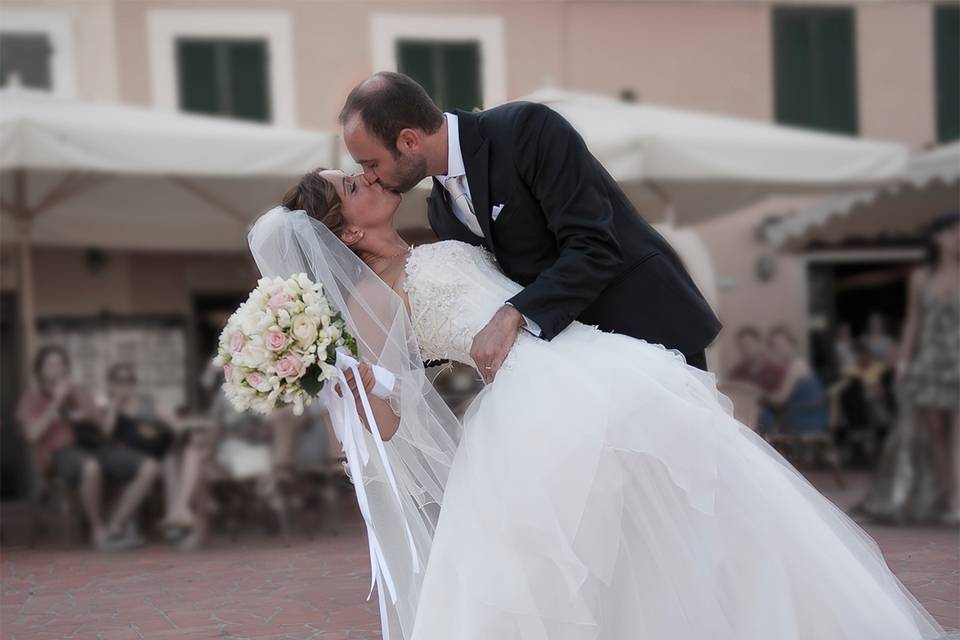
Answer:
[472,305,525,384]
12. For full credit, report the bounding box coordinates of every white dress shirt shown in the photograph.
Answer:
[435,112,542,337]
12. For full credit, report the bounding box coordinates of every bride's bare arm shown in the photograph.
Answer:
[340,365,401,440]
[341,279,405,440]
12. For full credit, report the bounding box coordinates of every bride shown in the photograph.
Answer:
[247,168,943,640]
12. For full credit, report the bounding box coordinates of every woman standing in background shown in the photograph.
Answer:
[898,211,960,523]
[859,210,960,524]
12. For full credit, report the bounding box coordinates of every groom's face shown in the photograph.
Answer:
[343,116,426,194]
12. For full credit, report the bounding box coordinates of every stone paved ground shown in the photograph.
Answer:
[1,471,957,640]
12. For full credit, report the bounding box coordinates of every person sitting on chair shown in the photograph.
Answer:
[759,326,830,437]
[16,346,157,551]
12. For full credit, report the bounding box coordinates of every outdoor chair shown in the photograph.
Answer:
[25,456,81,548]
[764,398,846,489]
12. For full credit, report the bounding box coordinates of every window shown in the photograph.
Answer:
[397,40,482,112]
[773,7,858,135]
[370,14,506,109]
[0,33,52,89]
[176,38,270,122]
[0,10,75,97]
[935,4,959,143]
[147,10,295,125]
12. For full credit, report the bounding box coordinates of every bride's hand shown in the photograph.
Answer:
[337,364,401,440]
[342,365,376,404]
[471,305,524,384]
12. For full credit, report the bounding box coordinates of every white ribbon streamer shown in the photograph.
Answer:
[320,349,420,625]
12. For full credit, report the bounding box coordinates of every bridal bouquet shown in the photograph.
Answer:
[214,273,358,416]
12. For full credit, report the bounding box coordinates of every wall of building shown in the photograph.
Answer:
[1,249,256,318]
[0,0,949,371]
[0,0,119,100]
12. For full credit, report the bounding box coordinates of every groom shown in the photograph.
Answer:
[339,72,721,381]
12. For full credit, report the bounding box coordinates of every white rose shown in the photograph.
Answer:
[277,308,292,329]
[295,273,313,290]
[238,342,269,369]
[290,313,319,348]
[255,313,274,333]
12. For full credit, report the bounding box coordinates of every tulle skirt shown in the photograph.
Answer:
[410,324,944,640]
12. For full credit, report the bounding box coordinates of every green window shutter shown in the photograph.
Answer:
[398,41,437,103]
[398,40,482,111]
[0,33,53,90]
[935,4,960,143]
[227,41,270,122]
[774,7,858,135]
[177,39,220,116]
[443,43,482,112]
[176,38,270,123]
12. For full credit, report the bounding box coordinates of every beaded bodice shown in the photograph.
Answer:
[402,241,526,366]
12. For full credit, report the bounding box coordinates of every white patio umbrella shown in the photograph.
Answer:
[0,87,336,371]
[763,142,960,249]
[515,88,911,225]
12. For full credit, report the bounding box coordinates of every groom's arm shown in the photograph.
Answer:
[505,103,623,340]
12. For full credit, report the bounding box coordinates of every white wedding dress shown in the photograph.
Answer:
[400,240,942,640]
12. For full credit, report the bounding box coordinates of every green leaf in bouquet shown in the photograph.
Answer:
[300,363,326,397]
[343,331,359,358]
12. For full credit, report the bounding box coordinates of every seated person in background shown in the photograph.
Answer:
[149,360,222,543]
[98,364,177,537]
[727,326,787,429]
[728,326,787,393]
[160,360,276,545]
[760,326,830,436]
[862,313,898,366]
[845,341,894,417]
[833,323,857,375]
[833,341,894,458]
[16,346,157,551]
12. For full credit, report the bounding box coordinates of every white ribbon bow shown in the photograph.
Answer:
[321,348,419,629]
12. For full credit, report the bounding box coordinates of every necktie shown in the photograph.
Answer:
[444,175,483,237]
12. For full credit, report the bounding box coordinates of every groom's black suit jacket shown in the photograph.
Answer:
[426,102,721,360]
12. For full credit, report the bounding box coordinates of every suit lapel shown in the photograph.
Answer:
[456,110,495,252]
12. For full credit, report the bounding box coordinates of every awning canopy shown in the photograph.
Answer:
[0,87,336,251]
[0,87,336,375]
[0,87,331,177]
[763,142,960,249]
[513,88,911,225]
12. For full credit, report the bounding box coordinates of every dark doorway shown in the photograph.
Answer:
[807,257,919,381]
[1,293,29,500]
[191,292,247,412]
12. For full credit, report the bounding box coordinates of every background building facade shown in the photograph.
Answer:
[1,0,957,495]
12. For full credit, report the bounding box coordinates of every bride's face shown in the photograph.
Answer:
[319,169,401,234]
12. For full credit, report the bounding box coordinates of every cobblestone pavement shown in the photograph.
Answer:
[1,471,957,639]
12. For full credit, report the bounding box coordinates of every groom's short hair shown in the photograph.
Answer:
[339,72,444,155]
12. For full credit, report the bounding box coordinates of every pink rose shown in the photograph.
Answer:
[245,371,264,389]
[229,331,246,353]
[267,292,291,313]
[275,353,305,381]
[265,330,289,353]
[223,365,234,382]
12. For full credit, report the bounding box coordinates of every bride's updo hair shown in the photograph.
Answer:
[281,169,347,236]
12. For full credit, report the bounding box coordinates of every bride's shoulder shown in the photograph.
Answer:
[412,240,491,261]
[406,241,494,283]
